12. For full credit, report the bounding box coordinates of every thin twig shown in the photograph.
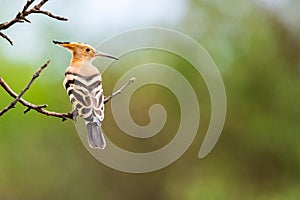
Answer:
[0,32,13,45]
[104,77,136,104]
[0,1,72,121]
[0,66,135,120]
[22,0,35,13]
[31,9,68,21]
[0,60,49,116]
[0,61,73,121]
[0,0,67,45]
[33,0,48,10]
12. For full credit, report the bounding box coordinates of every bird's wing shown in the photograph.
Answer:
[64,72,104,123]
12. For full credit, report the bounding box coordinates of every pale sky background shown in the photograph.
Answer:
[0,0,298,66]
[0,0,187,64]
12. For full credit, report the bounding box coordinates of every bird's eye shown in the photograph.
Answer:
[85,48,90,52]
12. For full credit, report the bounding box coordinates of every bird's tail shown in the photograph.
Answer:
[86,122,106,149]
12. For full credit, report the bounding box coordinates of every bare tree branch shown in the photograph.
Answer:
[0,1,72,121]
[104,77,136,104]
[0,1,135,122]
[22,0,35,13]
[0,61,74,121]
[0,32,13,45]
[0,61,135,121]
[0,60,50,116]
[0,0,67,45]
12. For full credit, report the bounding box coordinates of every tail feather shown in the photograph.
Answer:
[86,122,106,149]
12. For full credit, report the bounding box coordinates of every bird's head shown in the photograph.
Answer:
[53,40,118,62]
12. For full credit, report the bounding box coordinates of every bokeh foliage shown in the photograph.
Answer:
[0,0,300,199]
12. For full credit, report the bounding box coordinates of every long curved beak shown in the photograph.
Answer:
[95,52,119,60]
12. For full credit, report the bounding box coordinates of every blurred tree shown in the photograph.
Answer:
[0,0,300,200]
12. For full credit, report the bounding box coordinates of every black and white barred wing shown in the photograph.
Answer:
[64,72,105,123]
[64,72,106,149]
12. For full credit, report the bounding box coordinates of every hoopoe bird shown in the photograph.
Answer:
[53,41,118,149]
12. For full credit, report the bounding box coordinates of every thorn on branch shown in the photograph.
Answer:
[23,18,31,23]
[62,116,67,122]
[24,107,31,114]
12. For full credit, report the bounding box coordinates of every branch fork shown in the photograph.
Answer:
[0,60,135,121]
[0,1,135,121]
[0,0,67,45]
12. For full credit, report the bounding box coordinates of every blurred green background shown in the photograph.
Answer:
[1,0,300,199]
